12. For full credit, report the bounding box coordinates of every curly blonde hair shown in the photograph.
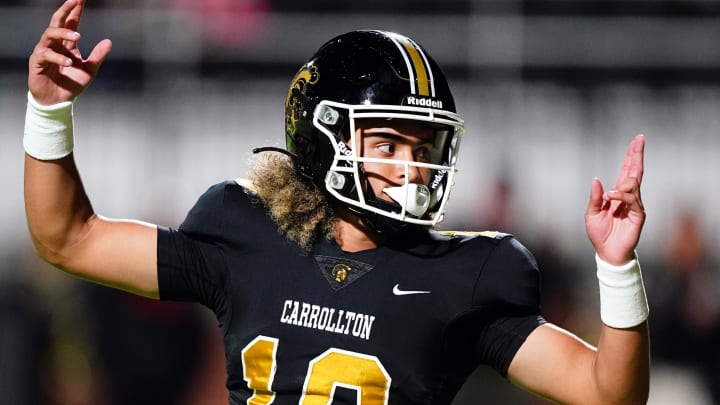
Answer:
[246,151,336,250]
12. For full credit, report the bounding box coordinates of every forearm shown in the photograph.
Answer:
[592,323,650,404]
[24,153,96,266]
[591,254,650,404]
[23,87,97,266]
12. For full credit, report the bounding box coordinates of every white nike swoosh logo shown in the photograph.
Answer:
[392,284,431,296]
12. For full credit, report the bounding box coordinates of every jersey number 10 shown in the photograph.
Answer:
[242,335,392,404]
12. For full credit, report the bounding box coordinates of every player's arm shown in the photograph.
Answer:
[509,134,650,404]
[24,0,159,298]
[508,322,648,404]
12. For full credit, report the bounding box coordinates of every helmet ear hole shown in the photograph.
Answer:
[318,105,340,125]
[314,104,350,145]
[325,171,358,201]
[327,171,346,190]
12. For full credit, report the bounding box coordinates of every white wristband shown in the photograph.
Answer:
[596,253,649,328]
[24,91,74,160]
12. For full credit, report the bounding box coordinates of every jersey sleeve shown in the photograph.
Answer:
[157,227,227,308]
[472,236,546,376]
[156,181,234,319]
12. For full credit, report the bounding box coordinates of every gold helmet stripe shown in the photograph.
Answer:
[386,32,433,97]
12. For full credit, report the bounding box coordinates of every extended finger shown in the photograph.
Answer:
[65,0,85,32]
[627,134,645,185]
[49,0,79,29]
[615,134,645,187]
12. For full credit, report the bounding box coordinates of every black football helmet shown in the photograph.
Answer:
[284,30,464,230]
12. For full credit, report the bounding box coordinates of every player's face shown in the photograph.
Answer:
[354,119,435,204]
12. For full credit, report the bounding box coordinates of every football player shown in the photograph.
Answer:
[24,0,649,403]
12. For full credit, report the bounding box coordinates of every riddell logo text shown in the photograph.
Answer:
[431,170,446,189]
[406,96,443,109]
[338,141,353,156]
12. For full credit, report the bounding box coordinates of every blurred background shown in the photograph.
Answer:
[2,0,720,404]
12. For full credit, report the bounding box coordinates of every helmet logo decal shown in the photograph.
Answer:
[285,64,319,136]
[386,32,434,97]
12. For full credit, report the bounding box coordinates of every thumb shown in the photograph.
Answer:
[85,38,112,76]
[586,177,605,216]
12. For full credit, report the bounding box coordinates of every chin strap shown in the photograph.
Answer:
[252,146,298,159]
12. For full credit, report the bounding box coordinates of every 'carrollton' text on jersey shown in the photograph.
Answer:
[280,299,376,340]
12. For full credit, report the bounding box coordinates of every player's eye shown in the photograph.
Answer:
[377,143,395,154]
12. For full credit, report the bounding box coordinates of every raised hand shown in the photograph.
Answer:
[28,0,112,105]
[585,134,646,265]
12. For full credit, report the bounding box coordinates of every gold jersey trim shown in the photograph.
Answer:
[439,230,500,239]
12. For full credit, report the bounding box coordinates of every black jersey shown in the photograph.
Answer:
[157,180,545,405]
